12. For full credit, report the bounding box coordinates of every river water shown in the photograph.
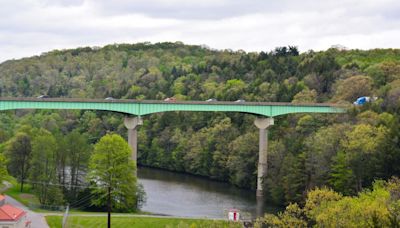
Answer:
[138,166,280,219]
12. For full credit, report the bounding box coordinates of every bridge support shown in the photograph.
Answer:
[254,117,274,198]
[124,116,143,174]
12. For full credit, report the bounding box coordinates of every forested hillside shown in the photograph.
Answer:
[1,42,400,207]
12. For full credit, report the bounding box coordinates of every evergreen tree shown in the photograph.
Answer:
[329,151,355,195]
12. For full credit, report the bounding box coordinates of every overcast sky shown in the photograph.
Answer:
[1,0,400,63]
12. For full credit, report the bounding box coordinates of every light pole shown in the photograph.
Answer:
[108,185,111,228]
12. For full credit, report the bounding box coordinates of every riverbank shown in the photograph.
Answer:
[3,181,242,228]
[138,166,282,218]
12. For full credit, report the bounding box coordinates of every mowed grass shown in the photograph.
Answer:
[46,215,242,228]
[4,181,40,206]
[3,179,61,213]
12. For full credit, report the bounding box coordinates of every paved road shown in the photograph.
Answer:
[5,195,49,228]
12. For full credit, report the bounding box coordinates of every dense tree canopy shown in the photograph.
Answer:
[0,42,400,210]
[256,177,400,227]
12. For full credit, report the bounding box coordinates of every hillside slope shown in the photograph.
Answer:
[1,42,400,206]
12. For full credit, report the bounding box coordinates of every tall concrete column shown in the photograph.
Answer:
[124,116,143,169]
[254,117,274,198]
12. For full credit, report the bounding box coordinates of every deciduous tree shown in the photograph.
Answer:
[30,129,63,205]
[87,134,138,212]
[5,132,32,192]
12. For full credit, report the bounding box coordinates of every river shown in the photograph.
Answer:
[138,166,280,219]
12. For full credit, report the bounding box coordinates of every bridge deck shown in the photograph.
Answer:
[0,98,347,117]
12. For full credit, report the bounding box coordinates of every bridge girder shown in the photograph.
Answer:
[0,98,346,117]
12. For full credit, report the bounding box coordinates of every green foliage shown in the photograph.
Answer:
[257,178,400,227]
[336,49,400,70]
[365,61,400,86]
[227,132,258,187]
[30,129,63,205]
[387,177,400,225]
[312,183,392,227]
[292,88,317,103]
[281,153,307,203]
[299,50,340,97]
[3,183,40,207]
[377,117,400,182]
[4,132,32,192]
[341,124,388,191]
[255,203,307,228]
[0,152,8,183]
[1,43,400,208]
[62,130,91,201]
[265,140,287,204]
[0,113,14,143]
[333,75,373,102]
[304,124,350,188]
[329,151,355,195]
[87,134,138,212]
[303,187,342,219]
[221,79,247,100]
[45,215,242,228]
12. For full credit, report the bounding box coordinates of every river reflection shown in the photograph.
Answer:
[138,166,280,219]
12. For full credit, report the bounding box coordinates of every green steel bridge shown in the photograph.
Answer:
[0,97,345,117]
[0,97,347,197]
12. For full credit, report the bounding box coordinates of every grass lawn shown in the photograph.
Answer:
[2,179,63,213]
[3,180,40,206]
[1,180,148,215]
[46,215,242,228]
[67,211,150,216]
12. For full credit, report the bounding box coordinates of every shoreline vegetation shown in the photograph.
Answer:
[1,42,400,226]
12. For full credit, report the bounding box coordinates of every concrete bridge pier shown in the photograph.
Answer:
[124,116,143,173]
[254,117,274,198]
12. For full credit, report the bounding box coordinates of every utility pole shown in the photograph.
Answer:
[108,186,111,228]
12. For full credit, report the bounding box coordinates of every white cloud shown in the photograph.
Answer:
[1,0,400,63]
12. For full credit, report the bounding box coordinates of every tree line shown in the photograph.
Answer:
[256,177,400,227]
[0,42,400,209]
[0,111,142,212]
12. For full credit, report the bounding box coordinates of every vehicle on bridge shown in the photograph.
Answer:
[164,97,176,102]
[353,96,377,105]
[0,97,346,198]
